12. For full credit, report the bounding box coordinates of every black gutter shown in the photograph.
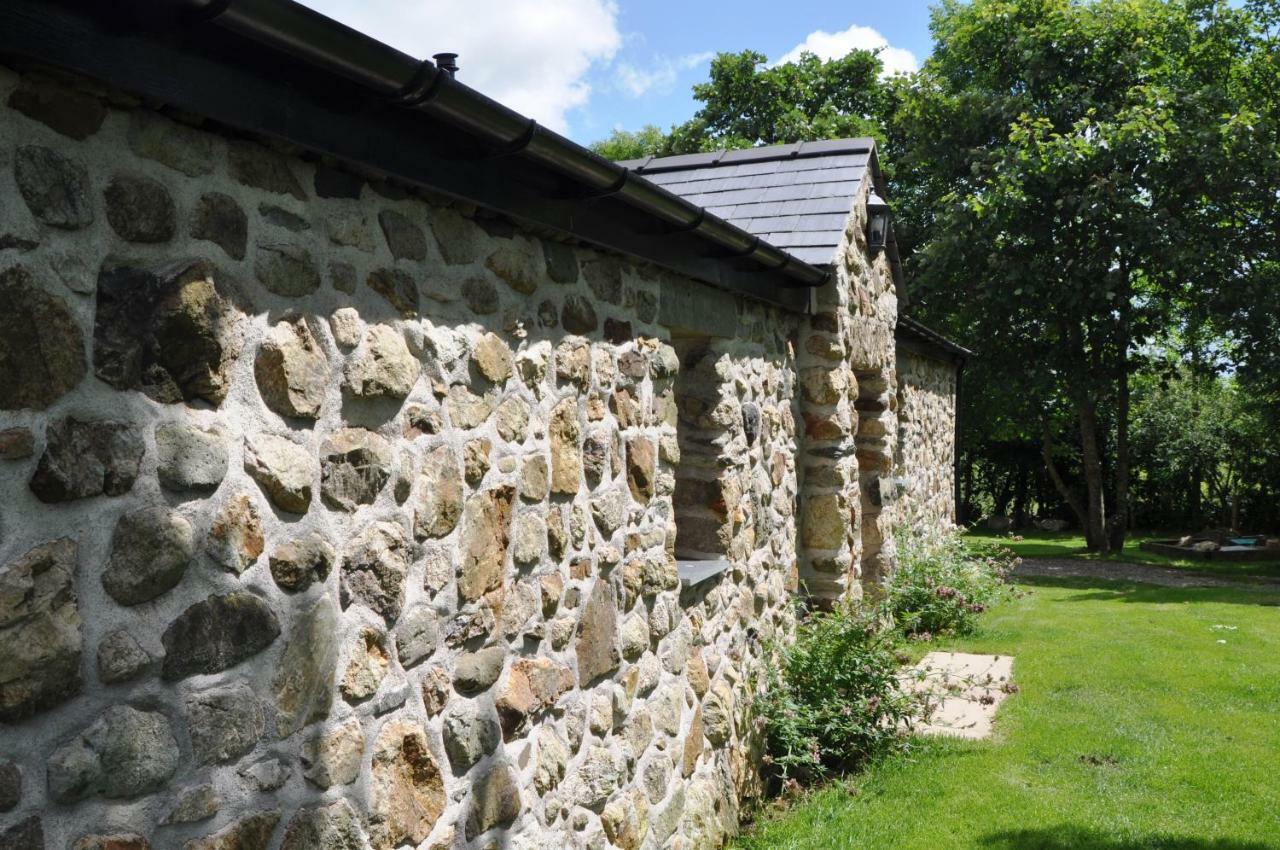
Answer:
[171,0,827,289]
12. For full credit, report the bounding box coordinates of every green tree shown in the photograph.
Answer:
[590,48,893,157]
[589,124,670,161]
[895,0,1280,551]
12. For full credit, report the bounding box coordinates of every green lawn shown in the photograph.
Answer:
[734,575,1280,849]
[965,530,1280,581]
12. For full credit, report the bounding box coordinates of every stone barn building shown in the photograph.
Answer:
[0,2,964,849]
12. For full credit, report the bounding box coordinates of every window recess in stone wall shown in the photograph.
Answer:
[670,337,734,588]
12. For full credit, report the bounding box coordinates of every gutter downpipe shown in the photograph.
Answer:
[178,0,825,288]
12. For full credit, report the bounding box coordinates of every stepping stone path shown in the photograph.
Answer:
[903,652,1015,740]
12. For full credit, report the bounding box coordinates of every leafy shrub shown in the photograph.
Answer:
[887,529,1015,639]
[756,603,922,784]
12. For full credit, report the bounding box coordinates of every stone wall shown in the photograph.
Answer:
[794,178,900,602]
[0,64,806,850]
[894,349,958,534]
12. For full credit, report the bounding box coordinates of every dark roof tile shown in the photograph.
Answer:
[620,138,875,266]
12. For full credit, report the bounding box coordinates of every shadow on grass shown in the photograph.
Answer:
[980,826,1279,850]
[1014,574,1280,607]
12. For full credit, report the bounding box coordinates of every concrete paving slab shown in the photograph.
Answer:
[902,651,1015,740]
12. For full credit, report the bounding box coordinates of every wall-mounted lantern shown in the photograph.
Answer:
[866,191,891,252]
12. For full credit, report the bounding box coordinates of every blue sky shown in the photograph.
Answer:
[299,0,937,145]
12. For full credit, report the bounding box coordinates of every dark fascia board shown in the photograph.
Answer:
[896,316,972,365]
[1,0,827,312]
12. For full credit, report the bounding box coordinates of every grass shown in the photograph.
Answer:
[964,529,1280,581]
[733,575,1280,849]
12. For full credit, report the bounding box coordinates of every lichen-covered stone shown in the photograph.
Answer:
[701,680,735,746]
[47,705,179,802]
[94,259,237,405]
[184,810,281,850]
[471,332,512,383]
[9,77,106,139]
[378,209,428,260]
[127,109,214,174]
[413,446,462,539]
[453,647,505,695]
[256,318,328,420]
[70,835,149,850]
[0,539,81,721]
[163,783,220,825]
[268,531,334,592]
[256,242,320,297]
[300,718,364,789]
[561,295,598,334]
[102,507,193,605]
[186,682,265,764]
[519,454,549,502]
[341,626,389,703]
[367,268,419,316]
[280,800,365,850]
[330,260,357,293]
[273,595,340,735]
[533,727,568,793]
[563,745,624,811]
[230,142,306,199]
[510,513,546,566]
[94,628,150,686]
[156,423,228,494]
[542,240,578,283]
[0,760,20,812]
[494,657,573,738]
[188,191,249,259]
[485,243,538,294]
[15,145,93,229]
[576,580,620,686]
[0,428,34,460]
[494,397,529,444]
[104,174,176,243]
[444,385,495,430]
[320,428,392,510]
[161,591,280,681]
[442,699,500,773]
[29,418,143,502]
[244,433,315,514]
[464,764,520,840]
[395,605,441,669]
[367,720,445,850]
[207,493,265,575]
[457,486,514,603]
[0,265,87,410]
[344,325,420,400]
[626,437,656,504]
[340,521,410,625]
[549,398,581,495]
[583,257,623,304]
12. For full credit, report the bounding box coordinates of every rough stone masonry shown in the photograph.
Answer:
[0,62,949,850]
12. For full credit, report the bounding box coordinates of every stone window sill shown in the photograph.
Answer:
[677,559,731,588]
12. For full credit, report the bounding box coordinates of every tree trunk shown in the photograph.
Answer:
[1041,420,1088,532]
[1108,350,1131,552]
[1078,398,1109,552]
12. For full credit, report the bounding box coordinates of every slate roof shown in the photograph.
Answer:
[619,138,876,266]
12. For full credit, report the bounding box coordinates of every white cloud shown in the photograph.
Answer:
[775,24,918,77]
[296,0,621,133]
[614,51,714,98]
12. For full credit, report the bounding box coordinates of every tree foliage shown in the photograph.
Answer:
[896,0,1280,547]
[591,48,893,159]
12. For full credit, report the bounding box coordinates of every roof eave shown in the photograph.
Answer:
[3,0,827,309]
